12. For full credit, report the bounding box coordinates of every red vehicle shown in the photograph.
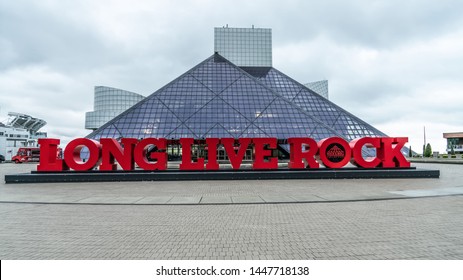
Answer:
[12,147,41,163]
[12,147,63,164]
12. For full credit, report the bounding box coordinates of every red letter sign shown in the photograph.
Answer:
[133,138,167,170]
[221,138,251,169]
[288,138,319,169]
[36,136,412,173]
[64,138,102,171]
[318,137,351,168]
[350,137,381,168]
[100,138,137,171]
[37,138,66,171]
[205,138,220,170]
[179,138,204,170]
[253,138,278,169]
[378,137,411,168]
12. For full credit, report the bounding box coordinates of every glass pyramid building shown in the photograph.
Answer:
[87,53,387,155]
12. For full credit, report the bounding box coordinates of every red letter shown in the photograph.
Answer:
[100,138,137,171]
[37,138,67,171]
[378,137,411,168]
[205,138,219,170]
[221,138,251,169]
[287,138,319,169]
[134,138,167,170]
[252,138,278,169]
[64,138,101,171]
[350,137,381,168]
[318,137,351,168]
[179,138,204,170]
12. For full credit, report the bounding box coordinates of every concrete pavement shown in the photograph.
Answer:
[0,162,462,259]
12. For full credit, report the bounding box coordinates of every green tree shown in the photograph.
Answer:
[408,146,412,157]
[450,145,455,155]
[424,143,432,157]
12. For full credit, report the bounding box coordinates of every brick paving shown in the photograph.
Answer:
[0,196,462,259]
[0,163,460,205]
[0,162,462,259]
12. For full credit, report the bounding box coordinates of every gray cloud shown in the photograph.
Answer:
[1,0,462,153]
[271,1,463,47]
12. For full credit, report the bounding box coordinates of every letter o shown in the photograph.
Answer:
[64,138,101,171]
[318,137,351,168]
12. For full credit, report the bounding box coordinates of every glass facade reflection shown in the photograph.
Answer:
[214,27,272,67]
[304,80,329,99]
[85,86,145,130]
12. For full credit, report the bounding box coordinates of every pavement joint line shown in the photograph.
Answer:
[132,197,145,204]
[314,194,328,201]
[0,193,462,206]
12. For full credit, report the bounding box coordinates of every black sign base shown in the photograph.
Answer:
[5,168,439,184]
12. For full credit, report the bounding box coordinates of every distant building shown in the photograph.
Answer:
[304,80,329,99]
[0,112,47,161]
[214,26,272,67]
[85,86,145,130]
[443,132,463,154]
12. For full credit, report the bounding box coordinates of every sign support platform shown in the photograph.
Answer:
[5,167,440,184]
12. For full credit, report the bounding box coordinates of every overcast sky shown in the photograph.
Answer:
[1,0,462,153]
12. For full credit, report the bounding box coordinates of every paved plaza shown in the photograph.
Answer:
[0,163,462,259]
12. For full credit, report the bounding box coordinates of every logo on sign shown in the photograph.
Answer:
[326,144,346,163]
